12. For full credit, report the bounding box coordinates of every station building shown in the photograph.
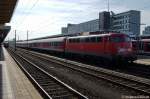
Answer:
[61,10,141,37]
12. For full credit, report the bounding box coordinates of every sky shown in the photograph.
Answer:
[6,0,150,41]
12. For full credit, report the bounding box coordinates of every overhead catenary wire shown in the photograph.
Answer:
[11,0,31,28]
[17,0,40,30]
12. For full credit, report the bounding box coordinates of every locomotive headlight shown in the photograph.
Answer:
[118,48,126,53]
[118,48,132,54]
[127,48,132,52]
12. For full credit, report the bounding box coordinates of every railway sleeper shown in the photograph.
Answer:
[45,87,66,92]
[52,94,76,99]
[39,82,56,85]
[40,82,58,86]
[48,90,71,97]
[43,85,61,89]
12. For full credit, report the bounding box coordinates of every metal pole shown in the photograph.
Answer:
[8,37,9,48]
[27,30,29,48]
[108,0,110,12]
[15,30,16,51]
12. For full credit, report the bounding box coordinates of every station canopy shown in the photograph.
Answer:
[0,0,18,44]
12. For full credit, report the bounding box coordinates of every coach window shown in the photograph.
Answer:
[80,38,83,42]
[74,39,76,43]
[72,39,74,43]
[75,39,78,43]
[71,39,74,43]
[77,38,80,43]
[80,38,85,43]
[75,39,77,43]
[69,39,72,43]
[74,38,77,43]
[72,39,75,43]
[60,42,62,45]
[59,42,61,46]
[147,43,150,49]
[71,39,73,43]
[35,43,37,46]
[74,39,78,43]
[73,39,75,43]
[85,37,89,43]
[54,42,56,46]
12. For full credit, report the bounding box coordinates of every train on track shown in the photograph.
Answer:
[132,39,150,54]
[6,32,137,63]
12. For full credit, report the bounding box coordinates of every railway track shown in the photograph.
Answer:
[8,48,88,99]
[25,47,150,79]
[9,48,150,96]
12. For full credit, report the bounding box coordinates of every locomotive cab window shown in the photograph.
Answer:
[85,37,90,42]
[80,38,85,43]
[90,37,96,42]
[97,37,102,42]
[110,36,131,42]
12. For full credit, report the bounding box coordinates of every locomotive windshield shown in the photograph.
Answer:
[110,36,131,42]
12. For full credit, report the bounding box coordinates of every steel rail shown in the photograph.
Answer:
[8,48,88,99]
[15,48,150,95]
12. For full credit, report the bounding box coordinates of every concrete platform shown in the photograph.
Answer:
[0,47,42,99]
[134,55,150,65]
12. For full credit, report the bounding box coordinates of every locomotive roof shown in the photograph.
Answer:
[68,33,127,39]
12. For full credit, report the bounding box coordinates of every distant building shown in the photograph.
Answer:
[63,19,99,35]
[61,27,68,35]
[142,26,150,36]
[61,10,141,37]
[111,10,141,37]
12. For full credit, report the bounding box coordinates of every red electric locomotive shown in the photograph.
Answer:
[66,33,136,62]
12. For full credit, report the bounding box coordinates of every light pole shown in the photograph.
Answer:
[27,30,29,48]
[14,30,16,51]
